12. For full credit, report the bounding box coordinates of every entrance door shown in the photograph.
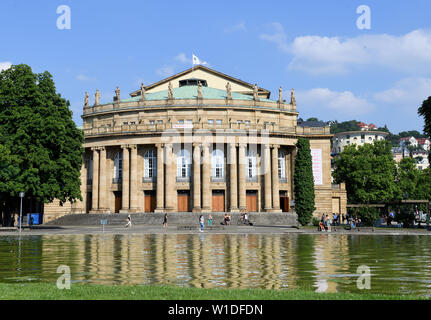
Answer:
[177,190,190,212]
[246,190,258,212]
[145,190,156,212]
[114,192,122,213]
[212,190,225,212]
[280,191,289,212]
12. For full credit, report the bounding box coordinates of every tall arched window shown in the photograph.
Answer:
[177,149,191,178]
[114,151,123,182]
[278,150,286,181]
[212,149,224,178]
[245,148,257,179]
[144,149,157,179]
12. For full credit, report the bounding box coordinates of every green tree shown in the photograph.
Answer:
[330,120,360,134]
[418,96,431,163]
[396,157,419,199]
[333,140,400,204]
[416,168,431,202]
[0,64,84,225]
[293,138,315,226]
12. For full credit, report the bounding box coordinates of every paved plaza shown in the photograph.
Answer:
[1,224,430,236]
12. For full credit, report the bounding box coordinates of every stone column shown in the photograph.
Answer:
[121,145,130,212]
[155,143,165,212]
[272,145,281,211]
[91,147,99,212]
[229,143,239,212]
[201,143,211,212]
[238,143,246,211]
[98,147,108,212]
[192,143,201,212]
[129,145,138,212]
[165,144,175,212]
[263,143,272,211]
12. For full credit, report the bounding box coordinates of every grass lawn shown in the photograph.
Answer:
[0,282,426,300]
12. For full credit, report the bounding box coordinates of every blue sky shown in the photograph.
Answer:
[1,0,431,133]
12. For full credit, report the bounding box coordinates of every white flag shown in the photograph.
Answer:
[192,54,207,65]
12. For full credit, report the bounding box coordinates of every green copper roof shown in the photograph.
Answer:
[117,86,274,103]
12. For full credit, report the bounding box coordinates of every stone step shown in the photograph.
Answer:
[46,212,298,227]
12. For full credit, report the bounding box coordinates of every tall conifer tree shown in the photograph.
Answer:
[293,138,315,226]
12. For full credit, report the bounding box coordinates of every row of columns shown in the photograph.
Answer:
[90,143,284,213]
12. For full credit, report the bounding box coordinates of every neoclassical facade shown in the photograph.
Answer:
[44,66,346,221]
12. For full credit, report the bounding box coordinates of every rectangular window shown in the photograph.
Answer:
[216,119,222,124]
[178,120,184,124]
[245,120,251,125]
[237,120,243,124]
[186,119,193,123]
[157,120,163,124]
[208,119,214,124]
[278,159,286,179]
[149,120,155,125]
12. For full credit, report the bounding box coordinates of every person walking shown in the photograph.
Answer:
[199,215,204,232]
[125,215,132,228]
[162,213,168,228]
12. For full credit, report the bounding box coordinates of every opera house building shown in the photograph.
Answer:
[44,66,346,222]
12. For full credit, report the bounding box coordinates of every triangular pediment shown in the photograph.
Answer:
[130,65,271,99]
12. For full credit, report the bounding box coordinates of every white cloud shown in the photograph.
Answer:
[156,65,175,77]
[224,22,247,33]
[0,61,12,71]
[259,22,289,52]
[374,77,431,110]
[76,74,96,81]
[296,88,374,117]
[175,53,191,64]
[259,24,431,75]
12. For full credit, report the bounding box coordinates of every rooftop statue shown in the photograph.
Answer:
[253,83,259,100]
[197,82,203,99]
[115,86,120,102]
[226,82,232,100]
[140,82,146,101]
[290,88,296,106]
[168,82,173,99]
[84,91,89,107]
[278,86,283,103]
[94,90,100,106]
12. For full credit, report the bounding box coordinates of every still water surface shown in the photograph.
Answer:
[0,233,430,296]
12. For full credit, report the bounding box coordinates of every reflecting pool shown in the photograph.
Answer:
[1,233,430,296]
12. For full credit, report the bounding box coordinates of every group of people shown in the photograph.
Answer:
[124,212,250,231]
[318,212,362,232]
[318,214,333,232]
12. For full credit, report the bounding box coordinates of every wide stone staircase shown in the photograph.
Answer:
[46,212,298,227]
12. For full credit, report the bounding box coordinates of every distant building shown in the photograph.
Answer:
[358,122,377,131]
[392,147,409,163]
[392,147,429,170]
[412,150,430,170]
[416,138,430,151]
[332,130,389,154]
[399,136,418,148]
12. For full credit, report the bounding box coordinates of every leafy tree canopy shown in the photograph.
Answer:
[418,96,431,138]
[0,64,84,208]
[333,140,400,203]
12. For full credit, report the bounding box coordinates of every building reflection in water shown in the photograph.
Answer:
[4,233,431,295]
